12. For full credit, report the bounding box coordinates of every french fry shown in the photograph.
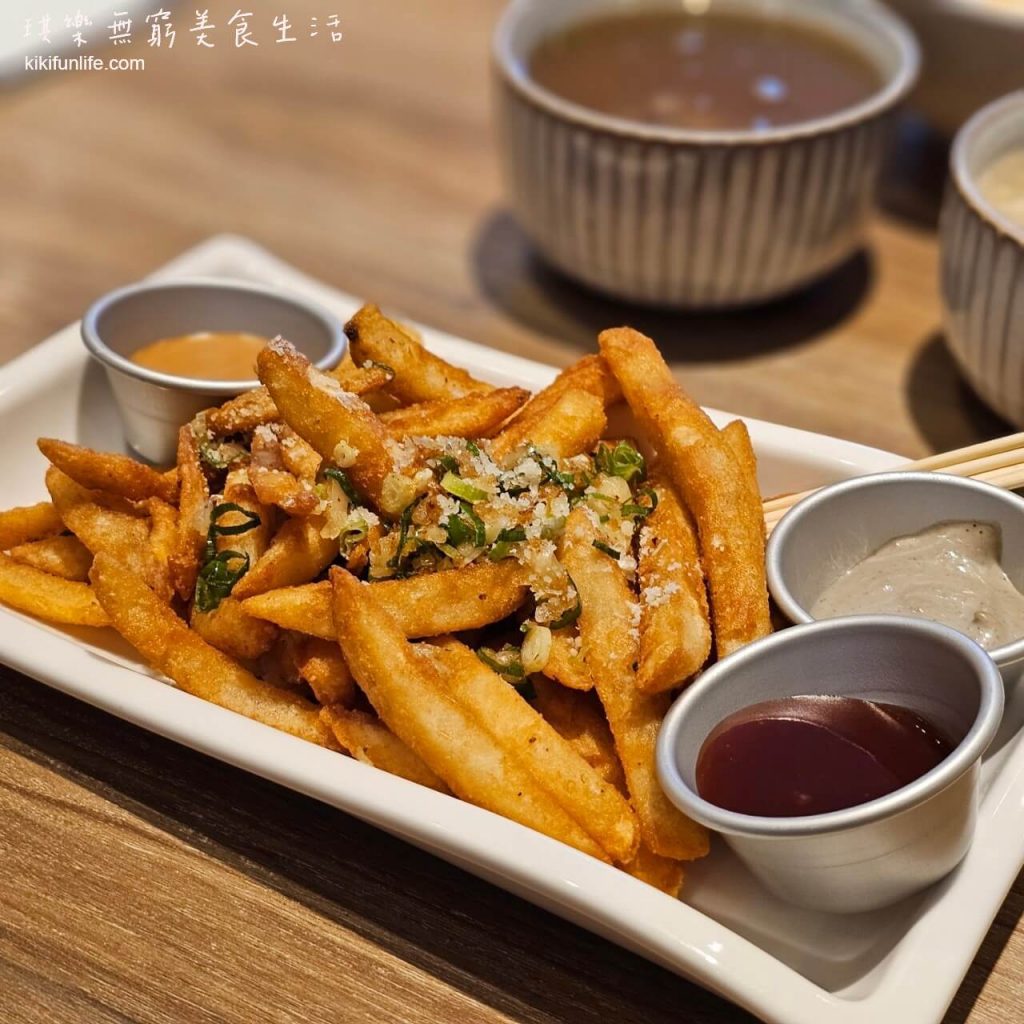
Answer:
[542,629,594,691]
[232,516,339,599]
[0,553,109,627]
[219,468,274,564]
[90,553,329,746]
[624,844,686,897]
[345,304,493,404]
[8,535,92,582]
[169,424,210,602]
[636,477,712,694]
[380,387,529,438]
[493,388,606,465]
[722,419,764,539]
[249,424,320,517]
[0,501,65,550]
[46,466,173,603]
[321,705,450,793]
[490,354,621,464]
[257,339,394,507]
[562,507,709,861]
[242,560,529,639]
[37,438,178,504]
[191,596,279,662]
[599,328,770,657]
[206,361,394,436]
[330,568,614,862]
[294,636,357,706]
[427,637,639,864]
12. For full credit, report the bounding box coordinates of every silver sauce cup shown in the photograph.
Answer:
[81,278,348,464]
[766,471,1024,682]
[657,616,1003,913]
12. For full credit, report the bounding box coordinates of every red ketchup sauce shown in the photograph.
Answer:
[695,695,954,818]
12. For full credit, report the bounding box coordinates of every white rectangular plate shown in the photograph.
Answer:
[3,235,1023,1024]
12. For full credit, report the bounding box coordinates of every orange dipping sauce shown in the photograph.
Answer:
[130,331,270,381]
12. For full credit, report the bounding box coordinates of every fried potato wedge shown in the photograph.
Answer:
[8,535,93,582]
[636,477,711,693]
[37,438,178,504]
[257,339,394,507]
[330,569,612,862]
[46,466,173,602]
[249,424,320,517]
[294,636,357,707]
[562,507,709,861]
[169,424,210,602]
[90,553,329,746]
[191,596,279,662]
[428,638,639,864]
[493,388,606,465]
[218,468,275,564]
[543,629,594,692]
[206,360,394,436]
[321,705,450,793]
[0,553,109,627]
[380,387,529,439]
[722,419,763,539]
[490,355,621,464]
[0,501,65,551]
[242,560,529,639]
[232,516,339,600]
[345,304,493,404]
[624,844,686,897]
[599,328,770,656]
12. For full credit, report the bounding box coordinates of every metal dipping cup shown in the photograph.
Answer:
[766,471,1024,683]
[656,616,1003,913]
[81,278,348,464]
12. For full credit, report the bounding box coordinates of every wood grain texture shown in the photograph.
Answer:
[0,2,1021,1021]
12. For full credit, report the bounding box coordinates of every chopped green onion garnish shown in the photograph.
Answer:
[445,513,475,547]
[488,525,527,561]
[622,487,659,519]
[466,440,482,458]
[477,644,525,682]
[461,501,487,546]
[199,440,246,470]
[441,471,488,503]
[204,503,261,560]
[387,496,423,573]
[595,442,646,483]
[548,581,582,630]
[323,467,360,504]
[194,550,249,612]
[593,539,621,560]
[438,454,460,475]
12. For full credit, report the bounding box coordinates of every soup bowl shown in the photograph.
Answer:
[493,0,919,308]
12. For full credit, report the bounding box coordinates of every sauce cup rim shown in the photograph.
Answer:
[80,278,348,395]
[656,615,1004,838]
[950,89,1024,249]
[766,470,1024,666]
[492,0,920,146]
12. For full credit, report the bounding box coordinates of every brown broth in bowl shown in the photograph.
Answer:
[529,10,883,132]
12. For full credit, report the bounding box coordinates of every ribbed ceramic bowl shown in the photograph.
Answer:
[940,91,1024,427]
[493,0,919,308]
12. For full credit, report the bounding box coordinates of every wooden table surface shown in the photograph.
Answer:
[1,3,1022,1022]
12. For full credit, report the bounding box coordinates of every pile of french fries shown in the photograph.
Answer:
[0,306,771,895]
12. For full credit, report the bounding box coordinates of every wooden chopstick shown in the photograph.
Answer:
[762,431,1024,534]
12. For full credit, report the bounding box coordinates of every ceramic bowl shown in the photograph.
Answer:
[493,0,919,308]
[657,615,1003,912]
[81,278,347,464]
[940,91,1024,427]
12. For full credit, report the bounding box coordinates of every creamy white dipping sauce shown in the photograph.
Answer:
[978,150,1024,232]
[811,521,1024,649]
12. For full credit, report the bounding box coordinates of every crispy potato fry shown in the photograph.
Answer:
[90,553,329,746]
[636,477,712,693]
[345,304,493,404]
[321,705,450,792]
[380,387,529,438]
[191,596,279,662]
[0,553,109,627]
[8,535,92,582]
[169,425,210,601]
[257,339,394,507]
[219,468,274,563]
[531,678,625,793]
[599,328,770,657]
[249,424,320,516]
[562,507,709,861]
[331,569,614,862]
[493,388,606,465]
[624,844,686,896]
[207,362,394,436]
[145,498,178,572]
[428,638,639,863]
[490,355,622,464]
[722,419,764,540]
[46,466,173,602]
[37,438,177,504]
[294,636,357,706]
[232,516,339,599]
[543,629,594,692]
[0,501,65,550]
[242,560,529,639]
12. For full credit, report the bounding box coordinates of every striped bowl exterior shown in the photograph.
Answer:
[496,77,894,308]
[941,184,1024,427]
